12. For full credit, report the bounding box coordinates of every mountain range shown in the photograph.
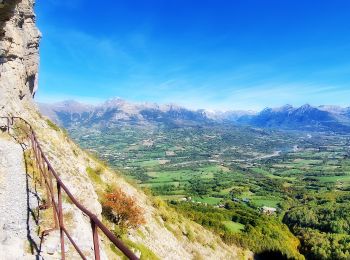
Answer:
[39,98,212,128]
[246,104,350,132]
[38,99,350,132]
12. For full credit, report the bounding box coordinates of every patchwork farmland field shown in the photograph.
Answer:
[69,125,350,259]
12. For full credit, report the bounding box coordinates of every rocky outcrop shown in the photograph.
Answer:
[0,0,40,115]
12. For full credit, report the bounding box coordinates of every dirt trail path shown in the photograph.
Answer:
[0,135,36,259]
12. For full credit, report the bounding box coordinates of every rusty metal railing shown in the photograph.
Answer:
[0,116,138,260]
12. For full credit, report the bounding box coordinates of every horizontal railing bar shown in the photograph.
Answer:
[62,227,87,260]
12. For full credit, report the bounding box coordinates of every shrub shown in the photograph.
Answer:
[102,188,145,232]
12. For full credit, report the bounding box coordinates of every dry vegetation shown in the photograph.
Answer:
[102,187,146,233]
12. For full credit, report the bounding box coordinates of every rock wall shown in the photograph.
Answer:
[0,0,40,114]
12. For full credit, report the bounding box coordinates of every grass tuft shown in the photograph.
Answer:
[46,119,60,132]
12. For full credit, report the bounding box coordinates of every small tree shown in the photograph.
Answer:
[102,188,145,232]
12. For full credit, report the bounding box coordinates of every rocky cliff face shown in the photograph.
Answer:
[0,0,40,115]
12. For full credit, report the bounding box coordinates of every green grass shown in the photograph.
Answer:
[110,244,127,259]
[318,175,350,183]
[145,165,225,185]
[237,192,281,208]
[216,187,234,195]
[134,159,162,167]
[122,238,160,260]
[280,169,304,175]
[251,197,281,208]
[251,168,270,175]
[251,167,297,181]
[291,159,322,167]
[239,192,282,208]
[192,196,222,205]
[86,166,103,185]
[159,195,187,200]
[46,119,60,132]
[222,221,245,233]
[147,170,192,183]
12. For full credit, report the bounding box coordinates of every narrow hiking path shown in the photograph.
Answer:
[0,135,38,259]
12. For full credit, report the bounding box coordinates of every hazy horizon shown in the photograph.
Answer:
[37,96,350,113]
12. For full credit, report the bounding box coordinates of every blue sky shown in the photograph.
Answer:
[36,0,350,110]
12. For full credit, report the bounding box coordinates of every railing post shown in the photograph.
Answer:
[48,167,59,229]
[57,183,65,260]
[42,165,51,209]
[37,148,43,185]
[91,220,101,260]
[39,154,50,206]
[30,133,36,181]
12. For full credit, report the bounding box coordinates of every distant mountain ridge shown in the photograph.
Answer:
[39,98,213,128]
[248,104,350,132]
[38,99,350,132]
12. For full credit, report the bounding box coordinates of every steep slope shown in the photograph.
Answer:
[1,0,249,259]
[31,111,248,259]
